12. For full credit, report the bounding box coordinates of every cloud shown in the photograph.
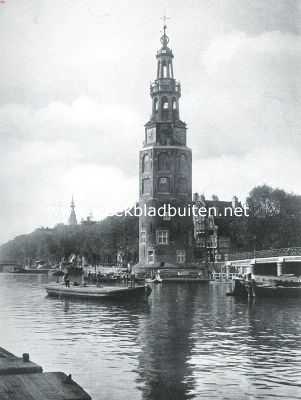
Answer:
[0,97,142,243]
[193,146,301,201]
[185,31,301,160]
[209,0,301,35]
[0,97,143,171]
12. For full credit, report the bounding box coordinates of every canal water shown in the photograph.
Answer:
[0,274,301,400]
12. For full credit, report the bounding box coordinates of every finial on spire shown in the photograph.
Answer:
[161,13,170,27]
[160,13,170,47]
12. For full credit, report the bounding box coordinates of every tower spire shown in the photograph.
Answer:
[68,195,78,225]
[146,20,185,128]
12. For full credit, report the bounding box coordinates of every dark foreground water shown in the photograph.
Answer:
[0,274,301,400]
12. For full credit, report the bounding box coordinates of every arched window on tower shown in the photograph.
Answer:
[142,178,151,194]
[161,97,169,120]
[172,97,178,119]
[176,154,188,172]
[154,98,158,113]
[162,63,168,78]
[168,62,172,78]
[177,177,187,194]
[142,154,150,173]
[158,152,170,171]
[162,97,169,110]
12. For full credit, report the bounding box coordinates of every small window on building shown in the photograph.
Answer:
[163,210,171,221]
[148,249,155,264]
[176,250,186,264]
[156,230,169,245]
[140,231,146,243]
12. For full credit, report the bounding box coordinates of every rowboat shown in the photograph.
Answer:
[45,283,152,300]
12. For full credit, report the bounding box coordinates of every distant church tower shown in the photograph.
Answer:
[68,196,78,225]
[138,23,193,269]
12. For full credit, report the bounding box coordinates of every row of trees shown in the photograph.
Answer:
[217,185,301,252]
[0,212,139,266]
[1,185,301,264]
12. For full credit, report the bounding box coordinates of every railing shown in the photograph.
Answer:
[229,247,301,261]
[150,80,181,95]
[211,272,241,280]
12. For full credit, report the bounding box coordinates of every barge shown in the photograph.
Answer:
[227,275,301,298]
[45,283,152,300]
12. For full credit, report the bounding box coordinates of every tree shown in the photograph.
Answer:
[0,210,139,266]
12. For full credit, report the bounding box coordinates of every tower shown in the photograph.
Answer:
[68,196,78,226]
[138,24,193,269]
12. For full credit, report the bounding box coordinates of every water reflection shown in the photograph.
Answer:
[137,283,202,399]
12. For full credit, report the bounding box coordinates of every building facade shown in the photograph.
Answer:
[138,25,193,269]
[193,193,241,263]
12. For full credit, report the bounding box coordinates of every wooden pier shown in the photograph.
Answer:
[0,347,91,400]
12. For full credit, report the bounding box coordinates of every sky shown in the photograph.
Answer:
[0,0,300,244]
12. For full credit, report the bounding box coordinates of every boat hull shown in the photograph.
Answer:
[45,284,151,300]
[254,285,301,298]
[163,278,209,283]
[13,268,51,274]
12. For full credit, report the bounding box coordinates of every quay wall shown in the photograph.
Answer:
[0,346,91,400]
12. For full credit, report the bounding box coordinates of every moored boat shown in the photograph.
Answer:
[254,283,301,298]
[164,277,208,282]
[13,267,51,274]
[227,275,301,298]
[45,283,152,300]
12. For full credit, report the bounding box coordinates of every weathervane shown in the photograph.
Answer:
[160,13,170,46]
[161,13,170,32]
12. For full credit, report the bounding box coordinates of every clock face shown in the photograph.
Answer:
[146,127,156,144]
[174,128,186,145]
